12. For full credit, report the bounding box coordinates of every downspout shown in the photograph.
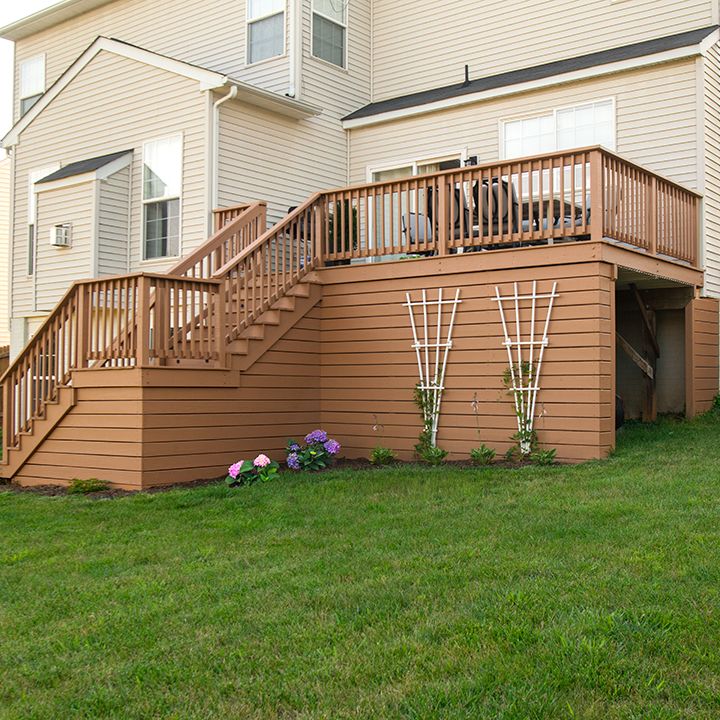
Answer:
[288,0,303,99]
[210,84,238,216]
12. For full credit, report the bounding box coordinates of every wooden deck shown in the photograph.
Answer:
[0,147,713,488]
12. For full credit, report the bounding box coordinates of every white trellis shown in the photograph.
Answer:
[403,288,462,446]
[491,281,558,455]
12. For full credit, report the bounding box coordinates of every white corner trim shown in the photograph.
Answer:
[34,152,132,193]
[343,44,708,130]
[700,28,720,55]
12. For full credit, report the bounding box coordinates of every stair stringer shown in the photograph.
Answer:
[229,282,323,373]
[1,385,76,480]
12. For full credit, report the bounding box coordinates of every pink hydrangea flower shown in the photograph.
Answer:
[228,461,243,479]
[254,454,271,468]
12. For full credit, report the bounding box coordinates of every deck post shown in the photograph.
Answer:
[590,149,604,243]
[437,176,449,256]
[76,283,89,369]
[137,275,151,368]
[647,175,657,257]
[214,285,227,366]
[313,203,325,268]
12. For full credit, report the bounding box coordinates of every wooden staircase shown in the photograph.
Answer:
[0,199,323,479]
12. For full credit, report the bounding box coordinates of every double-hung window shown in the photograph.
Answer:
[502,99,615,159]
[312,0,346,68]
[143,136,182,260]
[19,55,45,116]
[247,0,285,64]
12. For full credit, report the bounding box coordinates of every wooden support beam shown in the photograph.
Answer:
[629,283,660,357]
[616,332,654,380]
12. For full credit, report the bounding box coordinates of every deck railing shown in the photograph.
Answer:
[1,272,224,452]
[313,146,699,266]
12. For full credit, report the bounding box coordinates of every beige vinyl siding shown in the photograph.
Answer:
[97,166,130,276]
[371,0,715,102]
[11,50,207,318]
[0,158,10,344]
[13,0,291,120]
[349,61,700,191]
[217,0,372,221]
[35,183,93,310]
[703,42,720,297]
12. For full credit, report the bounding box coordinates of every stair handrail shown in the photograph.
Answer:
[168,201,267,278]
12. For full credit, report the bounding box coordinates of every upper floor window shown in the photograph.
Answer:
[502,99,615,159]
[143,136,182,260]
[312,0,346,68]
[20,55,45,116]
[247,0,285,64]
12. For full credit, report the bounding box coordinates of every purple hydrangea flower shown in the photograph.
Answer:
[324,439,341,456]
[305,429,328,445]
[228,461,243,479]
[287,453,301,471]
[288,443,301,452]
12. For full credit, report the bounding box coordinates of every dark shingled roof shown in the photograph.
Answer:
[343,25,719,122]
[37,150,132,183]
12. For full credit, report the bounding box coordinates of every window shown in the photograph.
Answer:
[247,0,285,64]
[502,99,615,159]
[143,136,182,260]
[312,0,346,68]
[19,55,45,115]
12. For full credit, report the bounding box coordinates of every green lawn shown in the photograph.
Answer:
[2,416,720,719]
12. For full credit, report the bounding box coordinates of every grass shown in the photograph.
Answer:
[1,415,720,719]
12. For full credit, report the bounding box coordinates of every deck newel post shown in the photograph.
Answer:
[137,274,151,368]
[76,283,89,369]
[437,175,449,256]
[648,175,657,257]
[590,149,604,243]
[214,283,227,367]
[313,201,325,268]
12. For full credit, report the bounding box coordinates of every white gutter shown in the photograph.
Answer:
[210,85,238,210]
[288,0,303,99]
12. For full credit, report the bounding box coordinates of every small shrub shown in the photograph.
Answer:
[713,394,720,412]
[531,448,557,466]
[286,430,341,472]
[226,454,279,487]
[370,446,396,465]
[68,478,109,495]
[418,445,448,466]
[470,445,496,466]
[504,446,519,463]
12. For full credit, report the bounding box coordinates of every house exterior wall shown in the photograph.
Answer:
[97,166,131,277]
[370,0,716,102]
[686,296,720,416]
[35,182,93,310]
[0,157,10,345]
[217,0,372,222]
[10,50,208,327]
[702,42,720,296]
[12,0,292,120]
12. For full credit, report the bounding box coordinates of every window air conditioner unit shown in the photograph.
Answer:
[50,224,72,247]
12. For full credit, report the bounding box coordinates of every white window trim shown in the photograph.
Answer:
[141,134,183,263]
[498,97,617,160]
[27,163,60,277]
[366,148,469,183]
[246,0,287,66]
[19,54,46,105]
[311,1,348,70]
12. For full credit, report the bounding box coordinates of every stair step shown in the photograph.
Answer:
[258,310,281,326]
[240,324,265,340]
[287,283,311,299]
[272,296,296,312]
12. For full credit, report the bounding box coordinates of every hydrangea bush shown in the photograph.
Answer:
[225,454,279,487]
[286,429,341,472]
